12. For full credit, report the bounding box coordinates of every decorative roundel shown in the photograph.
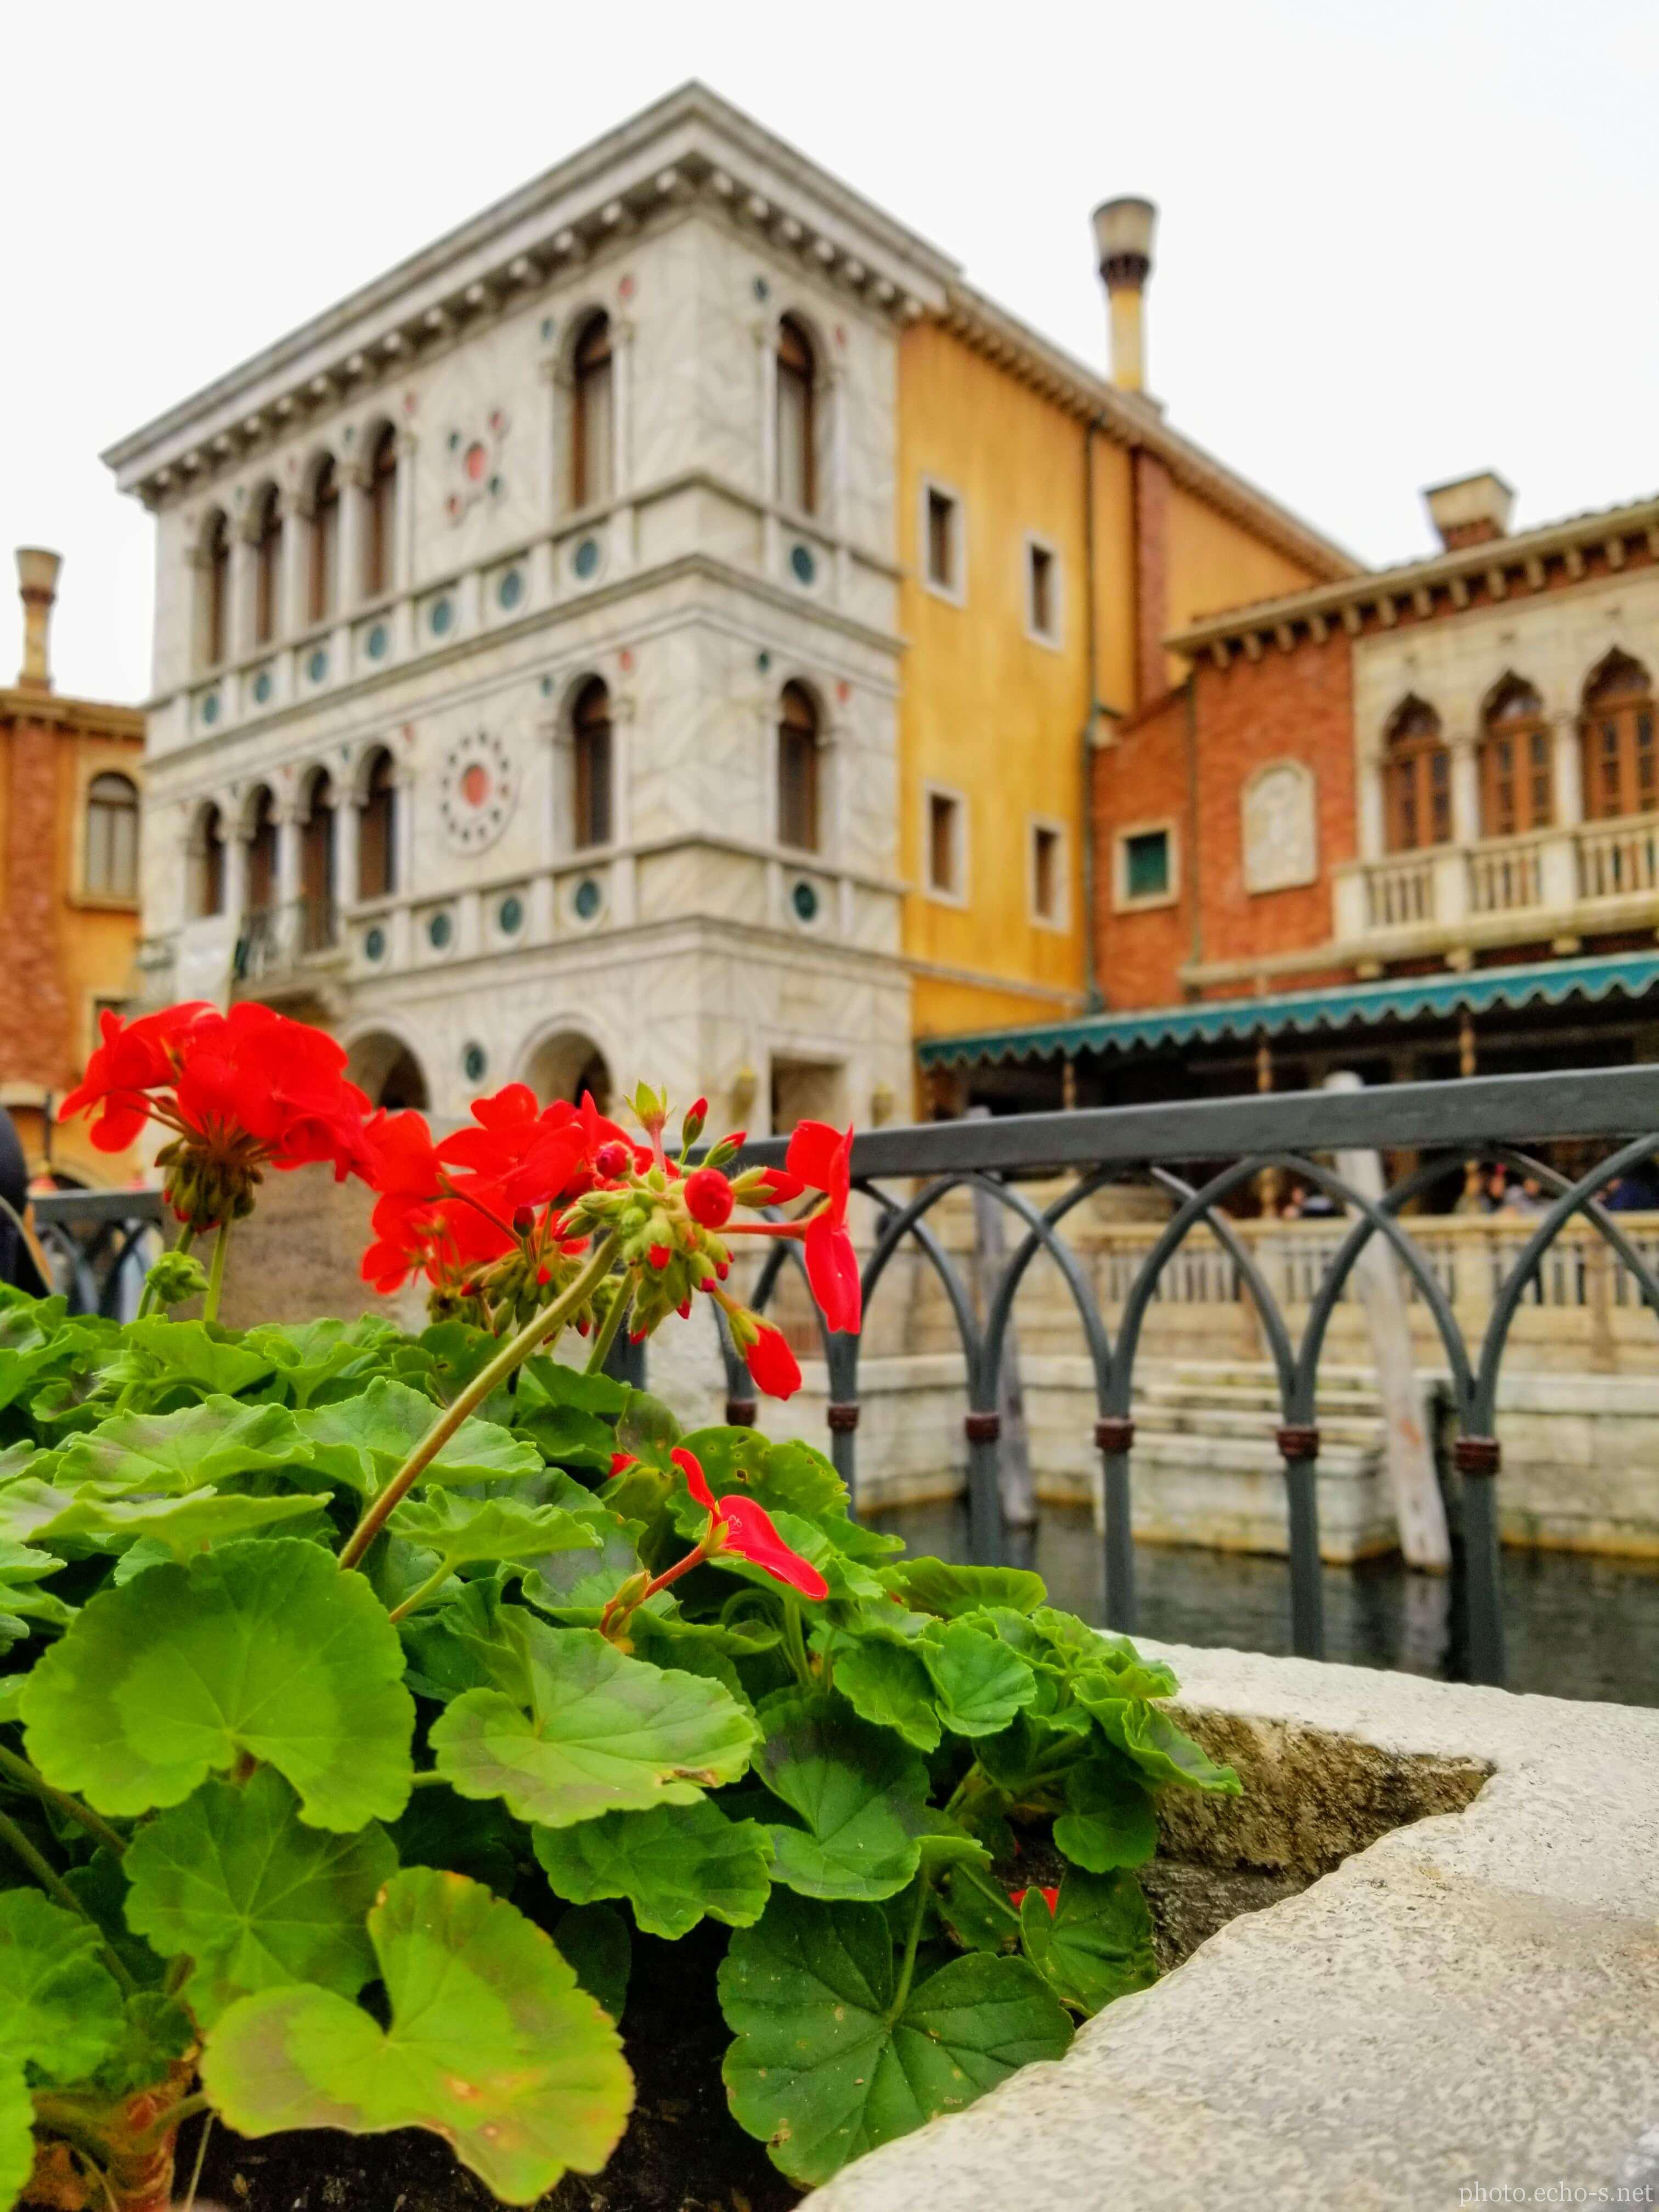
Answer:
[429,596,454,638]
[427,911,454,950]
[789,543,817,587]
[251,669,273,705]
[756,650,771,674]
[307,647,329,684]
[572,537,603,582]
[791,879,820,924]
[573,877,603,922]
[200,691,221,726]
[365,623,390,661]
[497,567,523,611]
[363,925,387,963]
[439,727,518,854]
[498,894,524,934]
[462,1041,488,1084]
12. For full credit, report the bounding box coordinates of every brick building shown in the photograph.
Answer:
[0,553,146,1184]
[919,473,1659,1115]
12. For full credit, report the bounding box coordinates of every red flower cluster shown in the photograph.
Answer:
[60,1002,374,1229]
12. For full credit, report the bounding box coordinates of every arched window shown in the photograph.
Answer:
[358,747,398,900]
[1384,696,1451,851]
[776,317,817,516]
[364,426,398,599]
[192,804,227,919]
[300,770,336,951]
[1581,651,1656,821]
[777,681,821,851]
[571,313,613,509]
[246,786,279,914]
[572,678,613,850]
[1479,676,1551,838]
[84,774,139,899]
[252,487,283,648]
[201,511,231,668]
[307,457,339,625]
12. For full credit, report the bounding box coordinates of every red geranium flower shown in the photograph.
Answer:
[670,1447,827,1600]
[744,1320,802,1401]
[786,1120,861,1335]
[59,1001,222,1152]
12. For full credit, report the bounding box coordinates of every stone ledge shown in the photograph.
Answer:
[805,1643,1659,2211]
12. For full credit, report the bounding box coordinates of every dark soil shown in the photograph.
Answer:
[180,1922,799,2212]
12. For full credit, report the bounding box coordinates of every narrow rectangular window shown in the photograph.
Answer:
[926,488,959,594]
[1123,828,1170,901]
[927,790,963,898]
[1028,544,1056,639]
[1032,824,1062,922]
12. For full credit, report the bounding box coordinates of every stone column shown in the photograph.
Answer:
[393,764,416,895]
[1357,754,1387,861]
[229,520,259,664]
[274,796,302,958]
[281,488,312,646]
[1449,735,1481,845]
[1551,711,1584,827]
[826,360,849,603]
[334,793,360,914]
[612,318,636,568]
[396,436,420,653]
[224,815,249,924]
[338,460,369,611]
[754,318,779,576]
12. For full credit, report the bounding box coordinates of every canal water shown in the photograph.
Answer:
[877,1500,1659,1709]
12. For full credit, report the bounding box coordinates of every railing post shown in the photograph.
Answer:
[963,1409,1002,1565]
[1276,1424,1325,1658]
[1454,1435,1506,1685]
[1096,1415,1135,1630]
[826,1333,861,1510]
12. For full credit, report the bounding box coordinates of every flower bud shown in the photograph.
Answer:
[594,1140,631,1179]
[682,1097,707,1148]
[684,1166,735,1229]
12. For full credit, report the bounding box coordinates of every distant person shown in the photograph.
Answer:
[1505,1173,1550,1217]
[0,1107,49,1296]
[1602,1162,1659,1212]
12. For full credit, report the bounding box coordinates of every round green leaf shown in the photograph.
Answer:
[819,1633,940,1752]
[296,1379,539,1494]
[0,1541,72,1647]
[534,1799,774,1939]
[22,1538,414,1829]
[202,1866,631,2205]
[123,1318,276,1400]
[16,1486,320,1564]
[57,1398,311,1494]
[886,1557,1047,1619]
[243,1318,397,1408]
[430,1617,757,1829]
[923,1621,1040,1738]
[720,1891,1072,2186]
[1076,1689,1242,1795]
[1053,1756,1160,1872]
[1019,1866,1158,2015]
[123,1769,398,2027]
[0,2058,31,2208]
[753,1694,932,1902]
[0,1888,127,2086]
[390,1492,599,1570]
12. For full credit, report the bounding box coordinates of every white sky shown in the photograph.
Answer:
[4,0,1655,703]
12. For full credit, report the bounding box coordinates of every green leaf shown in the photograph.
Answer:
[0,2058,31,2207]
[22,1538,414,1830]
[0,1301,81,1413]
[552,1903,631,2022]
[1075,1689,1241,1795]
[87,1990,196,2097]
[0,1888,127,2085]
[1019,1867,1157,2015]
[123,1318,277,1400]
[56,1398,311,1495]
[819,1632,940,1752]
[0,1540,71,1627]
[430,1615,757,1829]
[938,1861,1022,1954]
[534,1799,774,1939]
[516,1405,619,1474]
[296,1379,539,1494]
[244,1317,399,1408]
[720,1891,1073,2186]
[202,1867,631,2205]
[886,1556,1047,1620]
[390,1492,599,1570]
[388,1787,524,1895]
[15,1486,321,1565]
[123,1769,398,2027]
[1053,1756,1160,1872]
[522,1356,627,1419]
[923,1621,1039,1738]
[753,1695,932,1902]
[614,1388,680,1466]
[521,1512,651,1616]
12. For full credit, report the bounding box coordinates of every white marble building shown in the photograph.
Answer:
[105,87,957,1127]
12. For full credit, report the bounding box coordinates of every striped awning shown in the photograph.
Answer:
[915,950,1659,1070]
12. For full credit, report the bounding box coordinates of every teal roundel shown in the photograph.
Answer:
[497,567,523,611]
[462,1042,488,1083]
[307,647,329,684]
[572,538,602,582]
[573,877,602,921]
[498,894,524,934]
[200,691,220,726]
[251,670,272,705]
[363,925,387,962]
[789,543,816,586]
[427,911,453,950]
[365,623,390,661]
[428,596,454,637]
[792,879,820,923]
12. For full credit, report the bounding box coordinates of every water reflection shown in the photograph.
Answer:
[875,1500,1659,1709]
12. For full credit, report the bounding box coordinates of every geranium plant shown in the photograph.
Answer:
[0,1005,1238,2210]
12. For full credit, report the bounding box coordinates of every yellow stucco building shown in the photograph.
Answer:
[896,204,1351,1090]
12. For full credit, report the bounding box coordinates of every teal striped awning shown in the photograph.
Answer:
[915,951,1659,1070]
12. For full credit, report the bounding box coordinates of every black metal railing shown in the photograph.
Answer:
[29,1188,167,1318]
[711,1065,1659,1687]
[234,896,339,984]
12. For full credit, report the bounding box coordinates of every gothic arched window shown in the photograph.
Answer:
[776,316,817,516]
[358,747,398,900]
[307,458,340,625]
[571,314,614,509]
[252,486,283,647]
[191,804,227,919]
[201,510,231,668]
[84,774,139,899]
[1581,651,1656,821]
[1479,676,1551,838]
[1384,696,1451,851]
[777,681,821,852]
[364,426,398,599]
[572,678,613,850]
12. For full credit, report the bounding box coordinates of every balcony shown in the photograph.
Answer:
[1333,811,1659,958]
[233,897,345,1012]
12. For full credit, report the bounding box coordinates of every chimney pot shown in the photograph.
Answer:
[1424,472,1515,553]
[15,547,61,692]
[1092,196,1157,393]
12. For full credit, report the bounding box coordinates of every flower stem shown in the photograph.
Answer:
[338,1230,623,1572]
[584,1278,629,1375]
[201,1221,231,1325]
[889,1868,933,2021]
[135,1221,194,1321]
[386,1557,459,1626]
[782,1594,815,1688]
[0,1744,128,1855]
[0,1809,137,1991]
[128,2092,211,2155]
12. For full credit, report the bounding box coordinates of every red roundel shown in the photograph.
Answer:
[465,441,488,483]
[461,763,490,807]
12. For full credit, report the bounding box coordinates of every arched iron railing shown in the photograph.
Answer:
[27,1190,165,1319]
[712,1066,1659,1687]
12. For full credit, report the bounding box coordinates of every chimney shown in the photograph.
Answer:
[15,548,61,692]
[1092,196,1157,392]
[1424,472,1515,553]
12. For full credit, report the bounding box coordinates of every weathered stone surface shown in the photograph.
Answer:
[806,1643,1659,2210]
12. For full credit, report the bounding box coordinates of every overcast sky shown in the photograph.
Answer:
[4,0,1654,702]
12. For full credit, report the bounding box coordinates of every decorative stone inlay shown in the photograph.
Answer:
[428,595,454,637]
[200,691,221,726]
[365,623,390,660]
[791,879,820,923]
[462,1041,488,1082]
[573,876,602,921]
[439,727,517,854]
[251,670,273,704]
[427,910,453,950]
[572,537,602,582]
[363,924,387,962]
[498,893,524,934]
[789,542,817,586]
[1242,759,1317,893]
[496,566,524,611]
[306,646,329,684]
